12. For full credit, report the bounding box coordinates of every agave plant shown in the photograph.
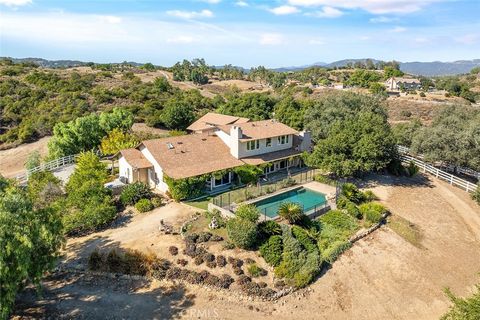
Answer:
[278,202,303,224]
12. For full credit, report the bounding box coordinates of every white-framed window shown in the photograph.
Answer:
[266,138,272,147]
[213,173,231,187]
[277,135,289,145]
[246,140,260,150]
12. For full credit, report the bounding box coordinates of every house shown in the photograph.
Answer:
[186,112,250,134]
[385,77,421,91]
[118,114,312,194]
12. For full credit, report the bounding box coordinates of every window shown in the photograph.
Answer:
[277,135,289,145]
[266,138,272,147]
[246,140,259,150]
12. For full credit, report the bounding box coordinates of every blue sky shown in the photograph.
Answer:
[0,0,479,68]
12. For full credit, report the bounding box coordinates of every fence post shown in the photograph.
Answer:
[228,192,231,208]
[450,175,453,185]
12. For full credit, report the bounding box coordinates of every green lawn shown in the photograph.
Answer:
[184,196,212,210]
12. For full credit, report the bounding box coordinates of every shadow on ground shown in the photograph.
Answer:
[13,271,196,319]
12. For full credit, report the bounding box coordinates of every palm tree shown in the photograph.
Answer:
[278,202,303,224]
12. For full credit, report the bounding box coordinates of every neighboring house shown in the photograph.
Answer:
[385,77,422,91]
[186,112,250,134]
[118,114,312,194]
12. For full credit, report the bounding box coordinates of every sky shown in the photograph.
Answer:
[0,0,479,68]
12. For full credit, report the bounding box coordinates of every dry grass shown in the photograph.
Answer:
[387,214,423,248]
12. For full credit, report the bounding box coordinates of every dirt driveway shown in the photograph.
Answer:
[12,175,480,320]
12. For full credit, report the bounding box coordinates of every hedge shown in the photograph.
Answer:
[120,182,152,206]
[164,174,208,201]
[259,235,283,267]
[226,217,258,249]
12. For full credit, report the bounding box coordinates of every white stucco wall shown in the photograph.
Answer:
[139,145,169,192]
[237,134,293,159]
[118,156,133,183]
[215,130,231,148]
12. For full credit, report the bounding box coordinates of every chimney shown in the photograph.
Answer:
[298,131,312,152]
[230,125,242,140]
[229,126,242,159]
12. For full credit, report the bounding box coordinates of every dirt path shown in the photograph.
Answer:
[0,136,50,178]
[12,175,480,319]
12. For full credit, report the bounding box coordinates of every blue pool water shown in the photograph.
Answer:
[252,187,327,218]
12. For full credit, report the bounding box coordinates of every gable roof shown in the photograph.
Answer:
[120,149,153,169]
[219,119,298,141]
[140,134,244,179]
[387,77,421,84]
[187,112,250,132]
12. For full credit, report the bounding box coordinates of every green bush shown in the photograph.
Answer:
[120,182,152,206]
[473,185,480,205]
[247,264,267,277]
[406,161,419,177]
[341,183,365,204]
[233,164,263,185]
[259,235,283,267]
[258,220,282,240]
[235,204,260,223]
[292,226,317,253]
[205,209,226,228]
[321,240,352,264]
[359,202,387,224]
[362,190,377,202]
[313,174,337,186]
[151,197,163,208]
[164,174,208,201]
[344,202,362,219]
[135,198,154,213]
[320,210,357,231]
[226,218,258,249]
[278,202,304,224]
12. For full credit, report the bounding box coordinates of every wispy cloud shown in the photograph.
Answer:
[235,1,248,7]
[369,16,398,23]
[166,9,214,19]
[259,33,285,45]
[269,5,300,15]
[0,0,31,6]
[308,6,343,18]
[390,26,407,32]
[288,0,440,14]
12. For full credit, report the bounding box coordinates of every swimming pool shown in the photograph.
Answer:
[252,187,327,218]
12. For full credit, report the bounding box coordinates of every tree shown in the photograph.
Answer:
[64,151,116,234]
[161,99,195,130]
[0,186,64,319]
[345,69,382,88]
[306,112,396,177]
[274,95,306,130]
[24,150,41,170]
[100,129,138,156]
[278,202,304,224]
[369,82,387,96]
[217,92,276,120]
[235,204,260,223]
[383,66,404,79]
[98,107,134,133]
[226,217,258,249]
[411,105,480,171]
[392,119,422,147]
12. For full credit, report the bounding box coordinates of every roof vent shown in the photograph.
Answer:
[166,142,174,149]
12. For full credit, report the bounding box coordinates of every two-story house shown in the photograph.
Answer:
[117,113,312,194]
[385,77,422,91]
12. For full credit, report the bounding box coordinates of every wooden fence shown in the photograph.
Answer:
[400,154,477,193]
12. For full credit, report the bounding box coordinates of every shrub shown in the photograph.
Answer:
[226,218,258,249]
[206,260,217,268]
[177,259,188,266]
[106,250,123,273]
[194,255,204,265]
[244,258,255,265]
[135,198,153,213]
[120,182,152,206]
[197,232,212,243]
[278,202,304,224]
[359,202,387,224]
[336,195,349,209]
[219,274,234,289]
[258,220,282,239]
[320,210,357,231]
[235,204,260,223]
[344,202,362,219]
[151,197,163,208]
[236,275,252,286]
[419,92,426,97]
[247,264,267,277]
[473,184,480,205]
[164,174,208,201]
[259,235,283,267]
[184,233,199,244]
[169,246,179,256]
[322,240,352,264]
[292,226,317,253]
[233,267,244,275]
[205,209,226,228]
[88,249,103,270]
[406,161,419,177]
[203,253,215,262]
[313,174,337,186]
[341,183,364,204]
[228,257,243,268]
[210,234,223,241]
[362,190,377,202]
[274,280,286,289]
[216,255,226,267]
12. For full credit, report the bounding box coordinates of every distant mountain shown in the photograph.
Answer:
[5,57,87,68]
[274,58,480,76]
[399,60,480,76]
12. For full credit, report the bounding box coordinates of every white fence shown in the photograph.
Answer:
[400,154,477,193]
[16,154,78,184]
[397,145,480,180]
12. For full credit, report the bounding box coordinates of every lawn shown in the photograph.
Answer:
[184,196,212,210]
